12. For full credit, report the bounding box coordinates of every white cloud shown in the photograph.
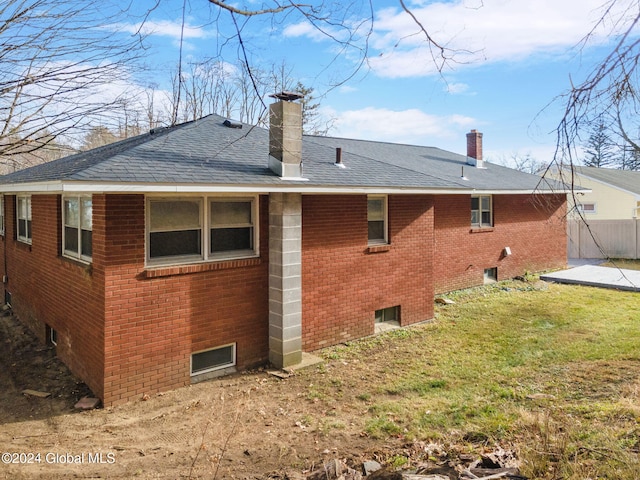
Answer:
[444,82,472,95]
[367,0,636,78]
[110,20,210,40]
[328,106,477,146]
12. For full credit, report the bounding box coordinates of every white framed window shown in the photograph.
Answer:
[191,343,236,376]
[63,196,92,262]
[148,198,203,262]
[471,195,492,227]
[17,195,32,244]
[147,195,258,266]
[209,198,255,258]
[0,195,4,236]
[367,195,388,245]
[577,202,596,214]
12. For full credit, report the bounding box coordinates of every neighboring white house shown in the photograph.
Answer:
[561,166,640,220]
[548,166,640,259]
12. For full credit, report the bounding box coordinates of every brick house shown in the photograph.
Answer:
[0,95,567,406]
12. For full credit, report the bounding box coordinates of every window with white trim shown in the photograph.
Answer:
[191,344,236,376]
[0,195,4,235]
[367,195,387,244]
[147,196,258,265]
[63,196,92,262]
[210,199,254,257]
[17,196,32,243]
[471,195,492,227]
[577,202,596,214]
[149,199,203,261]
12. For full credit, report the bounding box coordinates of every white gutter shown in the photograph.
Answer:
[0,181,573,195]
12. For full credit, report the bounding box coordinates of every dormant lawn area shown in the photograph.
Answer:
[1,277,639,479]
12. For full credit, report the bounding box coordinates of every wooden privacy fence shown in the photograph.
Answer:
[568,219,640,259]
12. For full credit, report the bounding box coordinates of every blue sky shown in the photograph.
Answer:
[109,0,633,165]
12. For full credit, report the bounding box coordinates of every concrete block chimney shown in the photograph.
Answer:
[466,129,485,168]
[269,92,303,178]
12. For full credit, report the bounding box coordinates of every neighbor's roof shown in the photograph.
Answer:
[0,114,566,195]
[575,166,640,196]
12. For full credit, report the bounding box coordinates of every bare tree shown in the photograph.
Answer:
[550,1,640,172]
[493,153,547,175]
[0,0,146,168]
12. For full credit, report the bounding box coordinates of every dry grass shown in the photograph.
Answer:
[601,258,640,270]
[319,279,640,479]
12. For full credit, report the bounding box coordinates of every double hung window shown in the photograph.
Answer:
[471,195,492,227]
[17,196,32,243]
[63,196,92,261]
[367,195,388,244]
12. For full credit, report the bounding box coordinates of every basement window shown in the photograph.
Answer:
[471,195,492,227]
[191,344,236,376]
[484,267,497,284]
[368,195,388,245]
[375,305,399,324]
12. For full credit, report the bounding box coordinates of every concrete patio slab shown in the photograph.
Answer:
[541,265,640,292]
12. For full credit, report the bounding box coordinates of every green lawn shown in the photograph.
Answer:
[320,280,640,479]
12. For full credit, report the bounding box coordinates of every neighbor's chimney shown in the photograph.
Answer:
[466,129,485,168]
[269,91,304,178]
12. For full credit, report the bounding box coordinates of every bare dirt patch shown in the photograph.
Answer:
[0,312,412,479]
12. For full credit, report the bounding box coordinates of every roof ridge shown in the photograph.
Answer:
[303,136,473,188]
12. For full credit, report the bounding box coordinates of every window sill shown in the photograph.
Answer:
[61,255,93,271]
[470,227,494,233]
[144,257,262,278]
[367,244,391,253]
[15,240,32,251]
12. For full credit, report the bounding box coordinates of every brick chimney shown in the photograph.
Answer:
[269,92,304,178]
[466,129,485,168]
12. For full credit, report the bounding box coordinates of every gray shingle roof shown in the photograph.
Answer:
[0,114,563,193]
[575,166,640,196]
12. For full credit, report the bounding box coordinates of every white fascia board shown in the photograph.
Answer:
[0,181,568,196]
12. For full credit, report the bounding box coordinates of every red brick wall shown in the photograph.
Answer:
[434,194,567,293]
[0,189,566,406]
[301,195,434,351]
[1,195,105,399]
[101,195,269,406]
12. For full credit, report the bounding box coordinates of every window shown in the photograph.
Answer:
[0,195,4,235]
[368,195,387,244]
[577,202,596,214]
[17,196,32,243]
[191,344,236,376]
[375,305,399,324]
[149,199,202,261]
[63,196,92,261]
[210,199,254,257]
[147,196,257,265]
[471,195,492,227]
[484,267,497,284]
